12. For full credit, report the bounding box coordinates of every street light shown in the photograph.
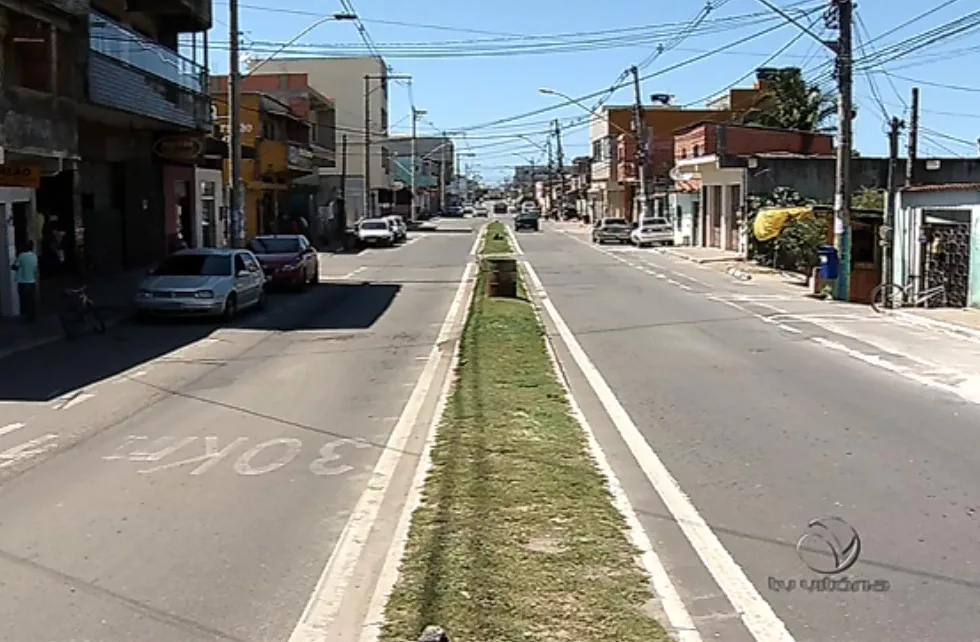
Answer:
[538,87,632,137]
[246,12,357,76]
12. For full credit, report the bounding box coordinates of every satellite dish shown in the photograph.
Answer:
[669,166,694,182]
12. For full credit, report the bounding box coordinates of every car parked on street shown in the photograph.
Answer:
[592,218,631,244]
[248,234,319,290]
[514,210,540,232]
[134,248,266,320]
[386,215,407,242]
[630,217,674,247]
[357,218,396,247]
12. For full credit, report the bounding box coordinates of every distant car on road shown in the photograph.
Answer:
[514,210,540,232]
[630,217,674,247]
[493,202,508,214]
[445,205,464,217]
[385,215,407,242]
[134,248,266,320]
[248,234,319,290]
[357,218,396,247]
[592,218,631,244]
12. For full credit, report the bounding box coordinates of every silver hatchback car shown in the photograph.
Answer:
[134,248,266,320]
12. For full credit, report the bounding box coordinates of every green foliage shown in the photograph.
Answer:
[852,187,884,211]
[741,68,836,132]
[745,186,826,276]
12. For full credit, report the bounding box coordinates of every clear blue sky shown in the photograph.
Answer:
[204,0,978,183]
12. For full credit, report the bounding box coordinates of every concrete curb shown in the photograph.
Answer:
[726,267,753,281]
[892,310,980,343]
[664,249,745,265]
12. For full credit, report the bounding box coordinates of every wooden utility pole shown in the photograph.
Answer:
[228,0,244,246]
[883,116,904,294]
[905,87,919,186]
[363,74,371,219]
[629,65,650,222]
[554,119,567,219]
[832,0,854,301]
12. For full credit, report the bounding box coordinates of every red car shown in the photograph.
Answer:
[247,235,318,290]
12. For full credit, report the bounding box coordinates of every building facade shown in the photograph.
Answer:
[209,90,315,240]
[385,135,454,214]
[0,0,211,317]
[211,72,337,242]
[251,56,392,221]
[589,81,765,222]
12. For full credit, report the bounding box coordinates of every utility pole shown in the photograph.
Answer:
[629,65,651,223]
[439,134,447,214]
[883,116,904,294]
[228,0,244,246]
[409,108,426,221]
[339,133,348,233]
[554,119,567,220]
[546,137,553,214]
[363,74,371,220]
[831,0,854,301]
[905,87,919,186]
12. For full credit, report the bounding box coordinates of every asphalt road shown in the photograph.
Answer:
[0,220,479,642]
[514,220,980,642]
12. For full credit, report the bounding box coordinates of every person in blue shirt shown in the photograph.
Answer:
[10,240,38,322]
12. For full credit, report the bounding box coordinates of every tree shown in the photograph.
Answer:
[852,187,884,211]
[741,68,836,132]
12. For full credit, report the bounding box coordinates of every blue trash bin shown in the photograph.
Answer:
[817,245,839,280]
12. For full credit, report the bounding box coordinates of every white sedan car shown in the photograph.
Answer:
[630,217,674,247]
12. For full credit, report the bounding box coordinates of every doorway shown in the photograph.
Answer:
[175,180,193,247]
[0,189,34,317]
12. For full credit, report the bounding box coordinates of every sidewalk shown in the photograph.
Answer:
[0,269,144,359]
[662,245,744,264]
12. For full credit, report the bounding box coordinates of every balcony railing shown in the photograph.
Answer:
[88,12,205,94]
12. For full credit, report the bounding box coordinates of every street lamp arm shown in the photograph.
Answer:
[539,88,633,138]
[247,12,357,77]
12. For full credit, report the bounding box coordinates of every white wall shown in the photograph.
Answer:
[194,168,224,247]
[257,57,391,191]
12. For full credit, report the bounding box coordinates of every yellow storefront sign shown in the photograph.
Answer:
[752,205,814,241]
[0,164,40,188]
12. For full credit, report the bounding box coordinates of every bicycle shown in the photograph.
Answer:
[870,280,947,314]
[59,285,106,339]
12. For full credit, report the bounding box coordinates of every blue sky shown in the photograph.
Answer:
[204,0,979,182]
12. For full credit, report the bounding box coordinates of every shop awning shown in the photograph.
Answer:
[752,205,814,241]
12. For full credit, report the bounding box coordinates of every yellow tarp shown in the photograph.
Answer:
[752,205,814,241]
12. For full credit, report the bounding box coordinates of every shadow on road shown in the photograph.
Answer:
[0,281,400,402]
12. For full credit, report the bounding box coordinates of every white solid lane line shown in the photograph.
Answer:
[0,423,25,437]
[513,231,796,642]
[286,260,476,642]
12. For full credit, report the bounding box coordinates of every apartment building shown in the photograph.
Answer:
[588,79,765,222]
[252,56,392,220]
[0,0,211,316]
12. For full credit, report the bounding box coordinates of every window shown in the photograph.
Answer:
[852,223,876,264]
[5,12,55,93]
[234,254,247,274]
[154,254,232,276]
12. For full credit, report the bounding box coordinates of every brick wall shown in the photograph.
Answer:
[674,123,833,161]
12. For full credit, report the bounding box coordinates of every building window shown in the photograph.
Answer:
[693,144,701,157]
[5,12,55,93]
[852,223,876,264]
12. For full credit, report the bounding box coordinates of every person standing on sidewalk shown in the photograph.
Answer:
[10,240,38,322]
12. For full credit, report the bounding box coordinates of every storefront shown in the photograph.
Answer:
[0,164,38,316]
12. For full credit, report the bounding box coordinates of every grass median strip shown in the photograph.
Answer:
[379,220,669,641]
[481,221,513,255]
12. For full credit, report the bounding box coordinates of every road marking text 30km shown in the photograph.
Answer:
[102,435,371,476]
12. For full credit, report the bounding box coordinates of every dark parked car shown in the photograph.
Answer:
[247,234,319,289]
[514,211,540,232]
